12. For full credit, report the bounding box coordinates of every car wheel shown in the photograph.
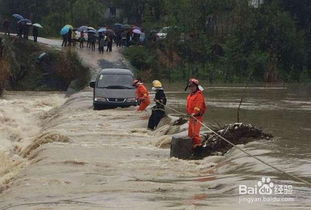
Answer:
[93,104,101,110]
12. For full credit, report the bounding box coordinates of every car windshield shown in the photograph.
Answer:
[97,74,134,89]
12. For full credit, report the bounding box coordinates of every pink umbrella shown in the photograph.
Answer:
[133,29,142,34]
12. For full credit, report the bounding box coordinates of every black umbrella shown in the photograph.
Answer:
[17,18,32,24]
[12,14,24,20]
[77,26,88,32]
[105,29,115,36]
[87,29,97,33]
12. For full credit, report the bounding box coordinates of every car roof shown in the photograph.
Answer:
[99,68,133,75]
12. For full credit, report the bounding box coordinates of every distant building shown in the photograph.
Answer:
[104,6,122,19]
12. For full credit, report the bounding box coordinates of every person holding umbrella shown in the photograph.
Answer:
[98,35,105,54]
[2,19,10,36]
[17,21,23,38]
[32,27,38,43]
[79,31,85,48]
[17,19,32,39]
[60,25,73,47]
[32,26,38,42]
[62,33,68,47]
[32,23,43,43]
[67,28,72,46]
[72,29,79,46]
[12,14,24,37]
[23,24,30,39]
[132,28,142,45]
[106,35,113,52]
[105,30,114,52]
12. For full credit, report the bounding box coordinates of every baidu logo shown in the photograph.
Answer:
[238,177,294,203]
[239,177,293,195]
[258,177,274,194]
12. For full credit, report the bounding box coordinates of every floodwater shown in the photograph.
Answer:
[0,84,310,210]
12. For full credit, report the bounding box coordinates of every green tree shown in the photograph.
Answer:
[72,0,105,26]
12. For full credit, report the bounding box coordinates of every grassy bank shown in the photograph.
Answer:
[0,35,90,95]
[123,44,311,84]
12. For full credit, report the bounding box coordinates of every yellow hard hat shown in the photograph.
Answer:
[152,80,162,88]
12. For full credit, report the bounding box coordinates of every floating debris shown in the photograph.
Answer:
[171,122,273,160]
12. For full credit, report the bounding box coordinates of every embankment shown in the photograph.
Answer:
[0,35,90,95]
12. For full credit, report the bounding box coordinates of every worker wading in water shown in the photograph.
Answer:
[186,78,207,148]
[148,80,167,130]
[133,79,150,111]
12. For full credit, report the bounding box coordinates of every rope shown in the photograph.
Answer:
[158,101,311,187]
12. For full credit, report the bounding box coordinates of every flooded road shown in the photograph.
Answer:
[1,85,310,209]
[0,38,310,209]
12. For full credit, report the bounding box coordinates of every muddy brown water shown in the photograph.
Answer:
[0,84,310,210]
[0,37,310,209]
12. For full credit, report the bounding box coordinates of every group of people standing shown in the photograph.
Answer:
[61,28,135,54]
[133,78,207,149]
[62,30,115,53]
[2,19,39,42]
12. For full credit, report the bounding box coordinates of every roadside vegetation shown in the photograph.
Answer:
[122,0,311,83]
[0,0,310,83]
[0,35,90,95]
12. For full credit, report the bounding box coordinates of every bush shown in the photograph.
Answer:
[0,36,90,92]
[55,49,90,91]
[123,46,157,80]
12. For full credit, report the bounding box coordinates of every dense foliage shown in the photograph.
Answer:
[0,0,310,82]
[120,0,311,82]
[0,0,108,36]
[0,35,90,93]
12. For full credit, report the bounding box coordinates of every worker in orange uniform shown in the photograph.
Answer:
[186,78,207,148]
[133,79,151,111]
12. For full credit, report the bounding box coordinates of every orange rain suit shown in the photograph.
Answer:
[186,90,207,145]
[136,84,151,111]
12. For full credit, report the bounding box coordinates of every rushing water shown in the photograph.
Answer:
[0,84,310,210]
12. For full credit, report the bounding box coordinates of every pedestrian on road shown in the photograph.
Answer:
[121,31,127,47]
[126,31,131,47]
[17,22,23,38]
[79,31,85,48]
[67,29,72,46]
[133,79,150,111]
[106,35,113,52]
[62,33,68,47]
[148,80,167,130]
[99,38,105,54]
[98,32,104,51]
[87,32,92,48]
[23,24,30,39]
[33,26,38,42]
[90,35,96,51]
[72,29,78,46]
[2,19,10,36]
[115,31,122,47]
[186,78,207,149]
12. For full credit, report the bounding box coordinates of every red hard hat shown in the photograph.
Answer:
[132,79,140,86]
[189,78,199,86]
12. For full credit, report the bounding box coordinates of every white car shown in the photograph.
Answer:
[156,27,170,40]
